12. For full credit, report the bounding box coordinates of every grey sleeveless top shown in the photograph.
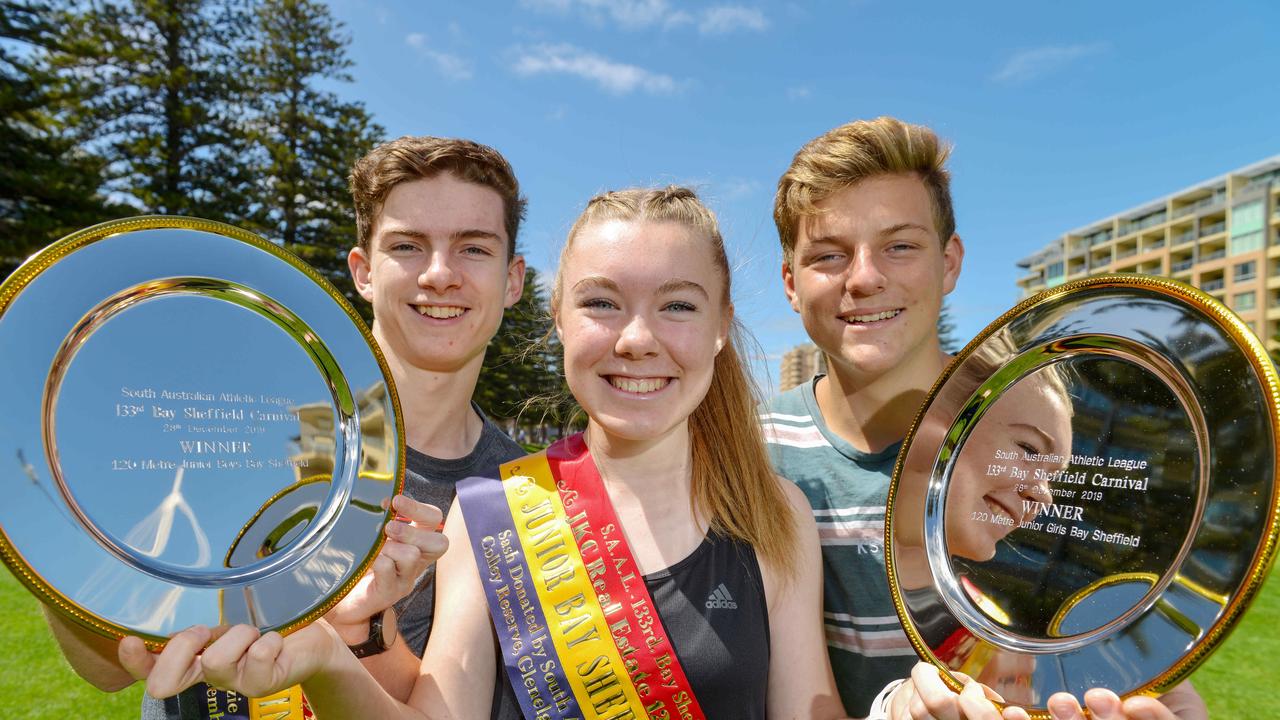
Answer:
[490,531,771,719]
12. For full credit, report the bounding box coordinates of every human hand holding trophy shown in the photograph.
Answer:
[884,275,1277,718]
[0,217,416,665]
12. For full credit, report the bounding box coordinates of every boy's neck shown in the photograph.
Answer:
[387,353,487,461]
[814,346,952,455]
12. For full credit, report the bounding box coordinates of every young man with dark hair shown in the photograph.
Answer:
[44,136,531,719]
[765,117,1205,719]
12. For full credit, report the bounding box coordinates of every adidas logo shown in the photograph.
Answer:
[704,582,738,610]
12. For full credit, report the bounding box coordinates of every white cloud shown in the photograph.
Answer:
[519,0,672,29]
[512,43,677,95]
[786,84,811,100]
[992,43,1106,85]
[600,0,672,27]
[519,0,766,35]
[663,9,694,29]
[518,0,572,11]
[405,33,473,81]
[698,5,768,35]
[719,177,762,200]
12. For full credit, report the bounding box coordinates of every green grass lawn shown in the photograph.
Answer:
[0,570,143,718]
[1,565,1274,717]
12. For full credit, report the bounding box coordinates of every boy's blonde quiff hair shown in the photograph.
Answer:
[774,116,956,266]
[349,136,526,255]
[552,187,799,577]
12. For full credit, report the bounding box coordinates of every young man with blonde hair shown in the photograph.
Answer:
[44,136,530,719]
[764,117,1205,719]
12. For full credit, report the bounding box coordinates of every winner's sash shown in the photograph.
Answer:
[192,685,311,720]
[457,435,705,720]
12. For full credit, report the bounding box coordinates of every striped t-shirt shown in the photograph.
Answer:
[762,377,916,719]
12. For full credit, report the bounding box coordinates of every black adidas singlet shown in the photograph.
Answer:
[490,532,771,719]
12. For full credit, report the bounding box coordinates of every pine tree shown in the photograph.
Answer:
[48,0,256,221]
[240,0,383,315]
[938,299,961,354]
[0,0,119,278]
[474,265,580,443]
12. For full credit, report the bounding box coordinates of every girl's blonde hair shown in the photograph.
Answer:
[552,186,798,576]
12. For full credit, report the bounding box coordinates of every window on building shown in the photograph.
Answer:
[1231,231,1264,255]
[1046,261,1065,287]
[1230,200,1265,255]
[1235,261,1257,281]
[1234,291,1256,311]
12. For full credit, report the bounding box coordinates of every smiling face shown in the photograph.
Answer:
[783,173,962,386]
[555,219,729,445]
[349,174,524,375]
[945,376,1074,561]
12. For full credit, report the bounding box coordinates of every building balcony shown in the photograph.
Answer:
[1117,247,1138,259]
[1202,249,1227,262]
[1145,239,1166,251]
[1172,194,1226,219]
[1241,177,1275,195]
[1120,214,1168,236]
[1172,259,1194,272]
[1173,229,1196,246]
[1202,278,1225,292]
[1200,221,1227,237]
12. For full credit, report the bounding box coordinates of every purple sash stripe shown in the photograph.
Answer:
[457,476,581,720]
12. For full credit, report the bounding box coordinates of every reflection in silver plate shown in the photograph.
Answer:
[0,217,403,649]
[887,275,1279,717]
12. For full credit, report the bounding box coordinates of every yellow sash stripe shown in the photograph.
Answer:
[248,687,304,720]
[501,453,649,720]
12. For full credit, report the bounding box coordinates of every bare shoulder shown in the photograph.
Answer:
[775,474,817,523]
[758,476,821,610]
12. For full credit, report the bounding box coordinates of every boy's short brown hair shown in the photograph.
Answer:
[350,136,526,255]
[774,116,955,266]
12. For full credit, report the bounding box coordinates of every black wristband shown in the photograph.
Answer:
[347,609,394,659]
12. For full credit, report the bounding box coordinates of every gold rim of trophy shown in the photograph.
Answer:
[885,273,1280,717]
[0,216,407,650]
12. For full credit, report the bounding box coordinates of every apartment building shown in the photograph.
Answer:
[1016,155,1280,349]
[779,342,826,392]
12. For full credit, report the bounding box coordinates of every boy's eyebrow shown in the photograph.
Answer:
[380,226,428,240]
[879,222,932,237]
[801,233,843,246]
[452,229,504,243]
[379,227,504,243]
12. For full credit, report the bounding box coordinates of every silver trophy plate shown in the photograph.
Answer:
[0,217,403,648]
[887,275,1279,717]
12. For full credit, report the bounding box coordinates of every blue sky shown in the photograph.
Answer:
[324,0,1280,394]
